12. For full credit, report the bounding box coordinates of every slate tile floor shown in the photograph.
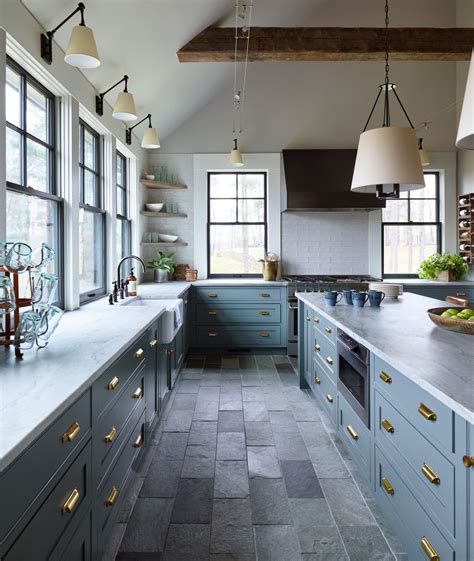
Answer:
[114,355,405,561]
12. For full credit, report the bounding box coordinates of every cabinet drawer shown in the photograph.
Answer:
[338,394,371,476]
[4,441,92,561]
[375,392,455,536]
[374,356,453,455]
[196,303,281,324]
[375,446,454,561]
[312,312,336,344]
[313,359,337,426]
[195,325,282,347]
[313,329,336,382]
[0,390,91,545]
[404,286,474,303]
[94,367,146,488]
[195,287,282,303]
[49,509,92,561]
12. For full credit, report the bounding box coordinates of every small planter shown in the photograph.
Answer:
[437,270,457,282]
[154,269,169,283]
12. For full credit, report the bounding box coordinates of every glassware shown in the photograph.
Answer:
[31,243,55,270]
[0,242,14,267]
[31,272,58,306]
[153,166,161,180]
[37,305,64,346]
[0,276,16,315]
[15,311,41,350]
[4,242,32,273]
[160,166,168,183]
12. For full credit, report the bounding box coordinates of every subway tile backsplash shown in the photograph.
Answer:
[281,211,369,275]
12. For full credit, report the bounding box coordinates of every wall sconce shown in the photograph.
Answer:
[96,75,137,122]
[41,2,100,69]
[126,114,160,149]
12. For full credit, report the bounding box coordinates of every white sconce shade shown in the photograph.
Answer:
[351,127,425,193]
[141,127,160,149]
[112,92,137,122]
[65,25,100,69]
[456,49,474,150]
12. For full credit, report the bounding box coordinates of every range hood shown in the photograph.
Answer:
[282,149,385,211]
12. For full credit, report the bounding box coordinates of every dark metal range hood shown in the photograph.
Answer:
[282,149,385,211]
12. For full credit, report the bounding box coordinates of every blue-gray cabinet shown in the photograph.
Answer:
[403,284,474,303]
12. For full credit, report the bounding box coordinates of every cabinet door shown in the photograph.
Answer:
[169,340,178,389]
[175,326,184,373]
[145,323,158,425]
[158,346,169,410]
[469,425,474,561]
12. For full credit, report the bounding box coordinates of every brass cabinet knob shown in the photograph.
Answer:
[208,293,218,298]
[133,387,143,400]
[418,403,437,422]
[305,316,310,321]
[456,292,466,297]
[420,536,440,561]
[62,421,81,443]
[134,348,144,359]
[259,293,270,297]
[149,339,157,348]
[326,357,333,366]
[208,310,217,316]
[105,486,119,507]
[381,477,395,496]
[324,326,332,334]
[107,376,120,390]
[315,344,321,352]
[379,371,392,384]
[314,376,321,385]
[61,488,80,514]
[325,394,333,404]
[463,455,474,468]
[168,348,176,355]
[133,434,143,448]
[381,419,395,434]
[104,426,117,443]
[208,332,218,337]
[421,463,440,485]
[346,425,358,441]
[313,317,320,324]
[259,332,270,337]
[259,311,270,316]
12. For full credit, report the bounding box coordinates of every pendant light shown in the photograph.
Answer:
[418,138,430,167]
[351,0,424,199]
[456,49,474,150]
[41,2,100,69]
[96,75,137,122]
[126,114,160,149]
[229,138,244,167]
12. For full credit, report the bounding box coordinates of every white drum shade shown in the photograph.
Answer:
[351,126,425,193]
[229,148,244,167]
[65,25,100,69]
[141,127,160,149]
[112,92,137,122]
[456,49,474,150]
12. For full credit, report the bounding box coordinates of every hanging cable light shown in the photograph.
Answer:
[456,49,474,150]
[351,0,424,199]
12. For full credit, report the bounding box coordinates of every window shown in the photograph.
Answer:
[79,120,105,302]
[382,172,441,277]
[5,58,62,301]
[116,151,131,263]
[207,172,267,276]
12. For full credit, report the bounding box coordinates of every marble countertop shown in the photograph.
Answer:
[0,299,168,471]
[386,278,474,287]
[297,292,474,422]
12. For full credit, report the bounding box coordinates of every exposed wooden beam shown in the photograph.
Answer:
[177,27,474,63]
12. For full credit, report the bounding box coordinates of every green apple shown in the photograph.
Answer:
[441,311,453,318]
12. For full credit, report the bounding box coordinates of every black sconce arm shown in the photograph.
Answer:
[96,75,129,116]
[41,2,86,65]
[125,114,152,145]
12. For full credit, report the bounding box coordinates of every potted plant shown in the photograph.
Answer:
[147,251,176,283]
[418,252,469,282]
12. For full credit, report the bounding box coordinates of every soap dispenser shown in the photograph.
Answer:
[128,268,137,296]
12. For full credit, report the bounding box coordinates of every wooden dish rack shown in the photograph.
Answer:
[458,192,473,265]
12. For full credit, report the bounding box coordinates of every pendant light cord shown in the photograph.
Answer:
[232,1,253,137]
[383,0,390,126]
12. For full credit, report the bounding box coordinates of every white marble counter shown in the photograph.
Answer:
[0,299,167,470]
[297,292,474,422]
[387,278,474,287]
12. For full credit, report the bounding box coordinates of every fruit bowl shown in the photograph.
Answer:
[427,307,474,335]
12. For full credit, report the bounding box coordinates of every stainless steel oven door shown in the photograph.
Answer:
[287,299,298,357]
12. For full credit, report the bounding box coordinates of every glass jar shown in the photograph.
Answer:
[31,272,58,306]
[4,242,32,273]
[0,276,16,315]
[37,305,64,346]
[0,242,14,268]
[15,311,41,350]
[31,243,55,270]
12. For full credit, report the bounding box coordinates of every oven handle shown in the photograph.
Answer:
[288,304,298,310]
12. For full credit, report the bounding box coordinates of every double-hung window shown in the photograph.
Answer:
[5,57,62,300]
[79,120,106,302]
[116,151,131,262]
[382,172,441,277]
[207,172,267,276]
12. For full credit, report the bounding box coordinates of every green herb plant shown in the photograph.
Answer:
[147,251,176,274]
[418,252,469,280]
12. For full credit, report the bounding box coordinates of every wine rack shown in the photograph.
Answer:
[458,192,474,265]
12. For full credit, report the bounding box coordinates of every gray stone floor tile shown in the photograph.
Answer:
[273,431,310,460]
[217,431,247,460]
[214,460,250,498]
[264,394,290,411]
[243,401,269,422]
[117,476,144,523]
[162,410,193,432]
[301,555,349,561]
[366,499,405,554]
[193,400,219,421]
[240,374,262,386]
[154,433,189,460]
[291,404,321,421]
[281,461,323,498]
[254,525,302,561]
[188,421,218,446]
[247,446,281,478]
[162,524,210,561]
[220,396,243,411]
[116,553,162,560]
[210,555,256,561]
[320,479,376,527]
[249,478,292,524]
[338,526,395,561]
[222,357,240,369]
[171,478,213,523]
[197,385,221,400]
[218,410,245,432]
[211,499,254,554]
[244,421,274,446]
[269,410,299,433]
[242,387,264,401]
[177,379,201,393]
[172,393,197,410]
[201,374,223,386]
[139,459,182,498]
[181,444,216,478]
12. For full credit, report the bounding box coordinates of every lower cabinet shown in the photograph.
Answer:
[403,284,474,303]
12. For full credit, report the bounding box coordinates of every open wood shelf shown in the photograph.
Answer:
[141,180,187,190]
[141,242,188,248]
[140,211,187,218]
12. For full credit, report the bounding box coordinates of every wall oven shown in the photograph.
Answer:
[337,329,370,428]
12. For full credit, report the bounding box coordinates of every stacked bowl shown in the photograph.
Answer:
[369,282,403,300]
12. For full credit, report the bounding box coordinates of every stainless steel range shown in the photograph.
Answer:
[285,275,381,356]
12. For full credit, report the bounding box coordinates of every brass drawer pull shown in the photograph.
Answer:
[421,463,440,485]
[62,488,80,514]
[105,486,119,507]
[324,326,332,334]
[315,344,321,351]
[421,536,440,561]
[456,292,466,297]
[463,455,474,468]
[260,332,270,337]
[133,387,143,399]
[62,421,81,443]
[259,293,270,297]
[315,376,321,385]
[346,425,358,441]
[168,348,176,355]
[149,339,157,348]
[305,316,310,321]
[418,403,437,422]
[326,394,333,404]
[208,310,217,316]
[107,376,120,390]
[313,317,320,323]
[381,477,395,496]
[379,371,392,384]
[259,311,270,316]
[208,293,218,298]
[326,356,333,366]
[133,434,143,448]
[208,332,218,337]
[104,426,117,443]
[381,419,395,434]
[134,348,144,359]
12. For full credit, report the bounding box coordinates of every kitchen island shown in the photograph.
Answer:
[297,291,473,561]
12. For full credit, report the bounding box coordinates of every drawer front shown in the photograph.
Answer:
[4,441,92,561]
[49,510,92,561]
[93,329,151,419]
[375,392,455,536]
[0,390,91,545]
[94,367,145,487]
[195,286,283,303]
[313,359,337,426]
[375,446,454,561]
[312,311,336,344]
[404,286,474,303]
[196,303,281,324]
[374,356,453,455]
[313,329,336,382]
[338,394,371,475]
[195,325,282,347]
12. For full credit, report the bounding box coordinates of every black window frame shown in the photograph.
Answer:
[382,171,442,279]
[207,171,268,278]
[5,56,64,307]
[79,119,106,303]
[116,150,131,261]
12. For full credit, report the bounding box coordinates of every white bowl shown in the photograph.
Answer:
[159,234,178,243]
[144,174,155,180]
[145,203,164,212]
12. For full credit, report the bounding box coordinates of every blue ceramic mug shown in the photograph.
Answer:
[352,291,369,307]
[368,289,385,307]
[343,289,354,305]
[324,290,342,306]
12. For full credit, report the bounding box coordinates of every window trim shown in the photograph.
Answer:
[207,171,268,278]
[382,172,442,279]
[116,150,131,260]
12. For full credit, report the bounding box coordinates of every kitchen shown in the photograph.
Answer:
[0,1,473,561]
